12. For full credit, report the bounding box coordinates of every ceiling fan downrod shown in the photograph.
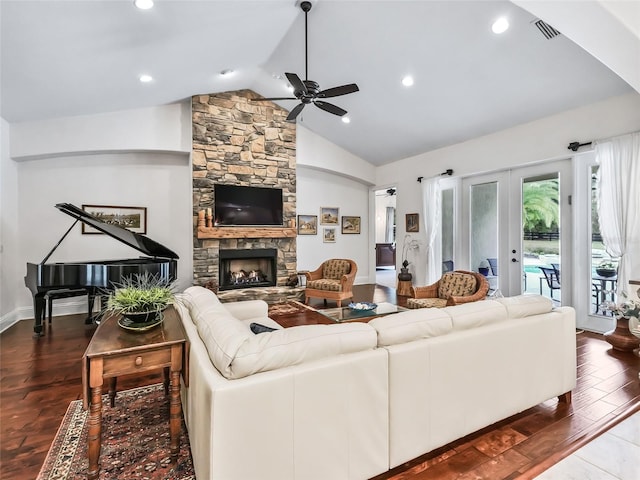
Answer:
[301,1,312,81]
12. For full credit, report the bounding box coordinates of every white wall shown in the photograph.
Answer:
[296,165,371,284]
[10,152,193,323]
[0,117,21,330]
[376,92,640,283]
[10,102,191,160]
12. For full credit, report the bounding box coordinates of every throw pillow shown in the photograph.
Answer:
[250,322,277,334]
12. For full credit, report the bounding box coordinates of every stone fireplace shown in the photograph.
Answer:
[219,248,277,291]
[191,90,297,293]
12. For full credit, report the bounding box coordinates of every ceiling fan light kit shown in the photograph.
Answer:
[252,0,359,123]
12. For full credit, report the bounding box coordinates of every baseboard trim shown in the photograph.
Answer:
[0,300,89,334]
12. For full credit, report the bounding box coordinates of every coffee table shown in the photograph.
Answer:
[270,301,406,328]
[319,302,407,322]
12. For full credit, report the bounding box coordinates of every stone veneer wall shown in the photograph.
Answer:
[192,90,297,288]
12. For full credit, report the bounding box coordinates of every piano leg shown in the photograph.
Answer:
[32,293,46,337]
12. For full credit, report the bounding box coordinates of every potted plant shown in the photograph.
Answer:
[596,260,618,278]
[105,272,175,330]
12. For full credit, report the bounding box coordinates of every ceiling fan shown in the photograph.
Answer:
[252,1,359,122]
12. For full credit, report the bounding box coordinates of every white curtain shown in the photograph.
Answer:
[596,131,640,297]
[385,207,395,243]
[421,177,441,285]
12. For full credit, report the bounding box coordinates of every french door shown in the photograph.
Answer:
[461,160,572,302]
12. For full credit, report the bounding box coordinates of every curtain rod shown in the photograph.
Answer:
[567,141,592,152]
[417,169,453,183]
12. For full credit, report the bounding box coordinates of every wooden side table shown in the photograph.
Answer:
[81,307,188,480]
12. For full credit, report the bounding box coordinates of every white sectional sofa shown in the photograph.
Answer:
[175,286,576,480]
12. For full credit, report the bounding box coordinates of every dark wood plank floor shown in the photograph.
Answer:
[1,284,639,480]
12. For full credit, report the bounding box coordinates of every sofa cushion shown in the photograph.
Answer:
[178,286,231,326]
[496,294,553,318]
[323,259,351,280]
[196,312,252,378]
[230,323,377,379]
[406,298,448,309]
[444,300,508,331]
[307,278,342,292]
[369,308,453,346]
[437,272,477,299]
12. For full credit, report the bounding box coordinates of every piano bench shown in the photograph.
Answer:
[46,289,90,324]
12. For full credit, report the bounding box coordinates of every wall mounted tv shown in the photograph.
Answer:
[214,184,283,226]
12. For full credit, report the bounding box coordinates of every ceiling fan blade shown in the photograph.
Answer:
[314,101,347,117]
[285,72,307,97]
[286,103,306,122]
[318,83,359,98]
[250,97,297,102]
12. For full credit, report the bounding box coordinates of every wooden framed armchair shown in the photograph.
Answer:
[304,259,357,307]
[407,270,489,309]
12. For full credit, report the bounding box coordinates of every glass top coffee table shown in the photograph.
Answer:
[319,302,407,323]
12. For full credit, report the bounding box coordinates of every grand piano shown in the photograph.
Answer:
[25,203,179,337]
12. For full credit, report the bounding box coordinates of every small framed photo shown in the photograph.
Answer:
[81,205,147,234]
[320,207,339,225]
[406,213,419,233]
[297,215,318,235]
[341,216,361,234]
[323,227,336,243]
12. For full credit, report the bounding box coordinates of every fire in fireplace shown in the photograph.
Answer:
[219,248,277,290]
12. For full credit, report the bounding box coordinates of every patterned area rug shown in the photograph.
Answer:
[37,384,194,480]
[268,300,316,316]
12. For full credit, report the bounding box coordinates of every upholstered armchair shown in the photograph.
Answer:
[304,259,357,307]
[407,270,489,309]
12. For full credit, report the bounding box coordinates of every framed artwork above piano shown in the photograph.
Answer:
[81,205,147,234]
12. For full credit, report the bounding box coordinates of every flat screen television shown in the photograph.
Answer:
[214,184,283,226]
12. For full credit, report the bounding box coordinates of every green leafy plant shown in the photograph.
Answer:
[105,273,175,316]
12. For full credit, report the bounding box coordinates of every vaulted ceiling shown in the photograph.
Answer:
[1,1,635,165]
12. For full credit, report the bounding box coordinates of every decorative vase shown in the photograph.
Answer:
[398,267,412,281]
[603,317,640,352]
[479,267,490,276]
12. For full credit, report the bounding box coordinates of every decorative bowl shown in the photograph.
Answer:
[348,302,377,311]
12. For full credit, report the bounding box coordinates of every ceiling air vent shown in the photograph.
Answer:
[533,19,561,39]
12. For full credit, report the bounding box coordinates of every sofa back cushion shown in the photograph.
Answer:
[444,300,508,331]
[496,294,553,318]
[369,308,453,346]
[323,259,351,280]
[179,286,231,326]
[438,272,477,299]
[230,323,377,379]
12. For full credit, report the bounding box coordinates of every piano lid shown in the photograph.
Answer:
[55,203,179,259]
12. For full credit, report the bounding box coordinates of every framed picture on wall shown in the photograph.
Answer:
[341,216,361,234]
[406,213,419,233]
[320,207,339,225]
[81,205,147,234]
[323,227,336,243]
[297,215,318,235]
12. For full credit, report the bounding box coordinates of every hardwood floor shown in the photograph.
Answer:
[1,284,639,480]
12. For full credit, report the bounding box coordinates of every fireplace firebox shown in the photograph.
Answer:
[219,248,277,290]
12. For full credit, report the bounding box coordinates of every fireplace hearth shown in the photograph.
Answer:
[219,248,277,291]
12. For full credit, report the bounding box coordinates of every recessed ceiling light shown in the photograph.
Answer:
[134,0,154,10]
[341,116,351,124]
[402,76,414,87]
[139,74,153,83]
[220,69,234,76]
[492,17,509,34]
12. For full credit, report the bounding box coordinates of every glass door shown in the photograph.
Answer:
[508,160,572,304]
[461,160,572,300]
